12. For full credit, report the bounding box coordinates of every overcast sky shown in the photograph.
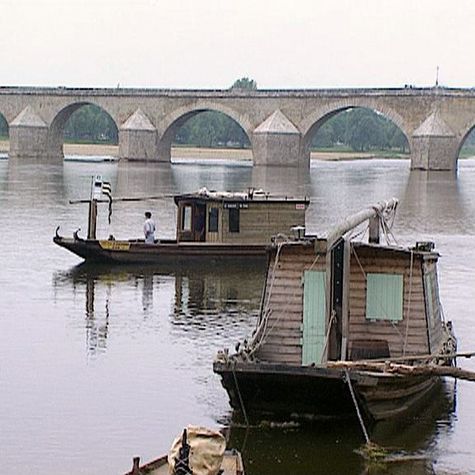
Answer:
[1,0,474,89]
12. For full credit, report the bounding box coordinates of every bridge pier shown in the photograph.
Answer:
[252,110,309,168]
[410,110,458,171]
[8,106,53,160]
[119,109,160,161]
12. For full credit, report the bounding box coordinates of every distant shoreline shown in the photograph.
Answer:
[0,139,416,161]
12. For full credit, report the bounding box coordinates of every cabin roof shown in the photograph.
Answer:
[173,188,309,205]
[268,237,439,259]
[351,241,440,259]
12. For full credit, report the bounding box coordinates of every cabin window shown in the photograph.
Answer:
[208,207,219,233]
[181,206,192,231]
[229,208,240,233]
[366,273,403,321]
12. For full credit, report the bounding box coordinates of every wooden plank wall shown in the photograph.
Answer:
[424,259,444,353]
[348,246,430,357]
[221,203,306,244]
[256,244,325,364]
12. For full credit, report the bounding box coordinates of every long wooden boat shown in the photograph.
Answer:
[213,199,459,423]
[54,176,309,264]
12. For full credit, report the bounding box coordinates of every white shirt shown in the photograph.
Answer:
[144,218,156,243]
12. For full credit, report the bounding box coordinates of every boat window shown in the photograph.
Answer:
[229,208,240,233]
[366,273,403,321]
[181,205,192,231]
[208,207,219,233]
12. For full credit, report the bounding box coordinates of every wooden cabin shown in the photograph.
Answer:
[254,238,446,366]
[173,189,309,244]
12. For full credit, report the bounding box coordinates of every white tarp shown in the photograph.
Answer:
[168,426,226,475]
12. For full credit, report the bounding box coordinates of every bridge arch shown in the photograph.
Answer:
[300,99,412,155]
[49,102,119,159]
[456,121,475,160]
[158,102,253,162]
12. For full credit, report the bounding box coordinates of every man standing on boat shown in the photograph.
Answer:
[144,211,156,244]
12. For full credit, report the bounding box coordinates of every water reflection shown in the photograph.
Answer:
[116,160,178,196]
[226,380,455,475]
[398,170,470,236]
[85,277,110,354]
[53,261,265,356]
[6,157,65,201]
[251,165,310,196]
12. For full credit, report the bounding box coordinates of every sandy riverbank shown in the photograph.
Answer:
[0,139,406,161]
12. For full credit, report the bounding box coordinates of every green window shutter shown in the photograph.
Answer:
[366,273,403,321]
[302,270,326,364]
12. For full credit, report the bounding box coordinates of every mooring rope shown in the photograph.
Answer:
[344,369,370,444]
[232,365,249,427]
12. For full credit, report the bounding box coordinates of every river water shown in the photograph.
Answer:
[1,156,475,475]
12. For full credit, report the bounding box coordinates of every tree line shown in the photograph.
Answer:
[312,108,409,153]
[1,77,474,153]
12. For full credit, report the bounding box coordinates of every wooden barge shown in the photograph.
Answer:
[53,178,309,264]
[213,199,458,423]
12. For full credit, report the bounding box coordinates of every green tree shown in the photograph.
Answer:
[348,114,379,152]
[389,128,409,153]
[175,110,250,148]
[230,77,257,90]
[64,104,118,143]
[311,107,408,154]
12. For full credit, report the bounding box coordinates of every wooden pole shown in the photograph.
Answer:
[87,199,97,240]
[328,360,475,383]
[69,193,176,205]
[368,215,380,244]
[326,198,398,249]
[347,350,475,364]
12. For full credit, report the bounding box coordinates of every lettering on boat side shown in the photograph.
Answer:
[99,241,131,251]
[223,203,249,209]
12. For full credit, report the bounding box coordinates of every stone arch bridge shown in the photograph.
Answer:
[2,86,475,170]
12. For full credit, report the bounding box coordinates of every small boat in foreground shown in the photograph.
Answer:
[54,176,309,264]
[214,198,461,423]
[125,426,245,475]
[125,451,244,475]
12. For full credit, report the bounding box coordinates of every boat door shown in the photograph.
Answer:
[302,270,326,364]
[193,203,206,242]
[177,202,206,242]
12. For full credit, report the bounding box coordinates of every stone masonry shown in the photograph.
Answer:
[2,87,475,170]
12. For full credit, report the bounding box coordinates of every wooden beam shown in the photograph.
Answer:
[327,360,475,382]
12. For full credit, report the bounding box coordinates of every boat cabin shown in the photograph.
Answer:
[227,198,450,365]
[254,237,446,366]
[173,189,309,244]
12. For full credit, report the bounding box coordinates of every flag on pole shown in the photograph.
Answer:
[102,182,113,224]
